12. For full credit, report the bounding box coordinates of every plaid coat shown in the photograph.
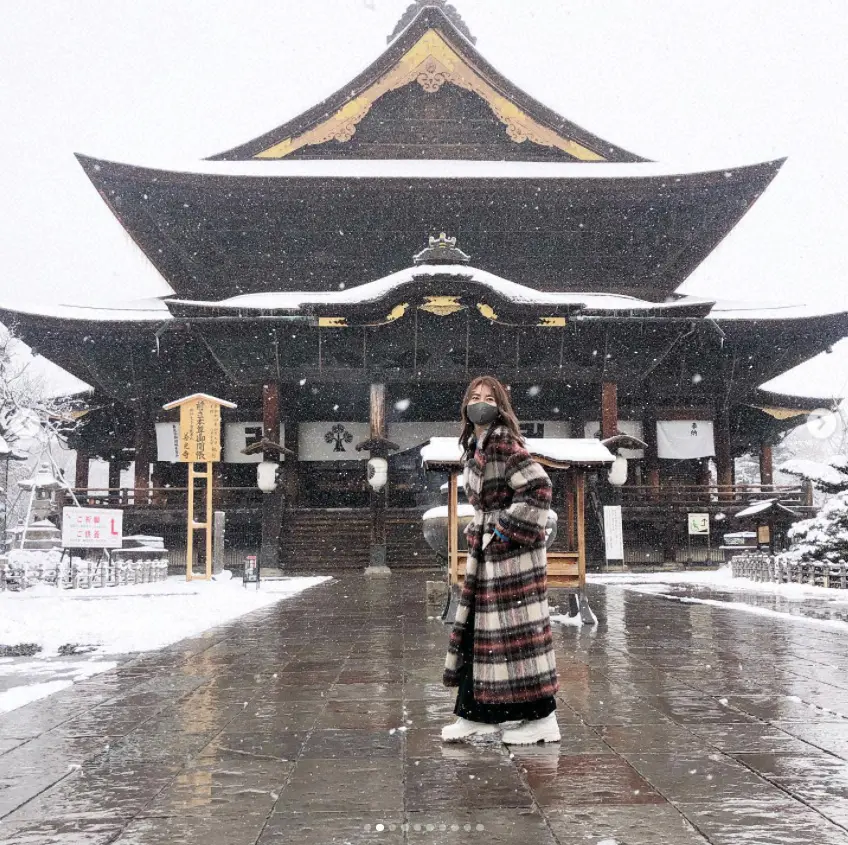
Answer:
[443,423,559,704]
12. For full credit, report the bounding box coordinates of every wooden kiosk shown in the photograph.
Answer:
[421,437,616,623]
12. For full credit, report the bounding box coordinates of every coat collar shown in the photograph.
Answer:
[478,422,510,452]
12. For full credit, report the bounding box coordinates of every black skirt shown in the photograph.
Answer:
[453,606,557,725]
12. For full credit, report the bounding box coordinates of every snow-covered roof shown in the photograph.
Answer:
[162,393,238,410]
[708,299,848,320]
[82,154,783,182]
[421,436,615,467]
[0,297,172,323]
[422,503,558,521]
[422,504,476,520]
[736,499,800,519]
[169,266,714,314]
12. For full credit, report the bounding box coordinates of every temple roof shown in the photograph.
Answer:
[209,5,645,163]
[74,155,783,303]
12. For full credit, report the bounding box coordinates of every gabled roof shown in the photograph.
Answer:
[210,5,646,163]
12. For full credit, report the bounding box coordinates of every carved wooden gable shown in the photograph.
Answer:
[212,8,645,163]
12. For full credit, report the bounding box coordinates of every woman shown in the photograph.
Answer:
[441,375,560,745]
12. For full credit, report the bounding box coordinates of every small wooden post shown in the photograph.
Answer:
[576,471,586,582]
[186,463,196,581]
[447,472,459,585]
[565,469,576,551]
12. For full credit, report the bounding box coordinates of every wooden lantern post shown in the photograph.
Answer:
[163,393,237,581]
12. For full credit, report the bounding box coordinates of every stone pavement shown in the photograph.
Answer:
[3,575,848,843]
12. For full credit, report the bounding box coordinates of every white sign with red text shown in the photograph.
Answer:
[62,507,123,549]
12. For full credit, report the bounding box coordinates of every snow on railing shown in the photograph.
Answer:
[0,550,169,592]
[730,550,848,588]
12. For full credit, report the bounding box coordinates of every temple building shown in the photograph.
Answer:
[2,2,845,571]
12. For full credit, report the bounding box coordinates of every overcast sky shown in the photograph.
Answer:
[2,0,848,397]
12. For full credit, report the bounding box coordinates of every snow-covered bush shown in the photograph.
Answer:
[780,455,848,564]
[784,490,848,564]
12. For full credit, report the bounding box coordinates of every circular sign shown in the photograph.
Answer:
[806,408,839,440]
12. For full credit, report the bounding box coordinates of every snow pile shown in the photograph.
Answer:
[0,575,331,656]
[0,660,118,714]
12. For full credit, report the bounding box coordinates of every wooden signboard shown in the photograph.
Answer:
[163,394,236,580]
[178,397,223,463]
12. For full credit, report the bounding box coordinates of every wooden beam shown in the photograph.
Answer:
[601,381,618,439]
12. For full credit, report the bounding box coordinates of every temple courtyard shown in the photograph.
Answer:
[2,574,848,843]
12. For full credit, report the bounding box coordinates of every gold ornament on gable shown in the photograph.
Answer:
[255,30,604,161]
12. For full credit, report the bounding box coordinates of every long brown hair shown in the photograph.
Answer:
[459,375,524,455]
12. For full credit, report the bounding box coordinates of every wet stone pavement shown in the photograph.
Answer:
[2,576,848,843]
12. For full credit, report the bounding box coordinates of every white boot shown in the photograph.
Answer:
[501,713,561,745]
[441,717,500,742]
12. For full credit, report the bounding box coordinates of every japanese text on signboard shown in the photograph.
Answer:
[179,398,222,462]
[61,507,123,549]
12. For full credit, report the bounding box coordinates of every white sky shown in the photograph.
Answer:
[1,0,848,397]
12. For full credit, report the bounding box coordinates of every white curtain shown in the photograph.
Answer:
[656,420,715,459]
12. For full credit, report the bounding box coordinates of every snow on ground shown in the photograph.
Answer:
[0,575,331,713]
[589,566,848,630]
[0,575,331,656]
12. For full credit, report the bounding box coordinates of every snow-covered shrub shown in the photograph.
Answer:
[784,490,848,565]
[779,455,848,565]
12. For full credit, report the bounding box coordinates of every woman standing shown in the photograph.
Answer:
[441,375,560,744]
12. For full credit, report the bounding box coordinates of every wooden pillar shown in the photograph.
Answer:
[714,404,733,499]
[107,459,121,506]
[75,449,89,492]
[259,382,283,570]
[759,442,774,491]
[601,381,619,439]
[565,470,576,552]
[575,472,586,583]
[643,407,660,497]
[281,421,299,506]
[133,403,152,506]
[367,382,390,572]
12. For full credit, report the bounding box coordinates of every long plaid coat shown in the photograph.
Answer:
[443,423,559,704]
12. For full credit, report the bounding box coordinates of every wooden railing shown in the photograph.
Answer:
[616,483,813,510]
[63,487,264,510]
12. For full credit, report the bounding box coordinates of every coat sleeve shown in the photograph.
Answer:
[495,439,553,546]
